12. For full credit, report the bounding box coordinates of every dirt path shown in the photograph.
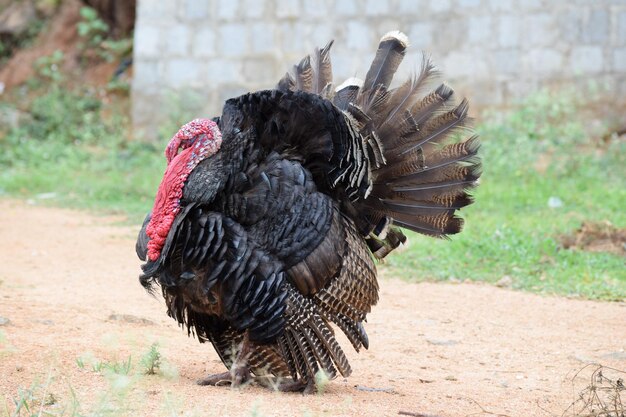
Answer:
[0,199,624,417]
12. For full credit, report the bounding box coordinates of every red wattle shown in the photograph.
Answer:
[145,119,222,262]
[146,147,191,261]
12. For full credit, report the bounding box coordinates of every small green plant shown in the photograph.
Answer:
[75,357,85,369]
[33,50,65,84]
[91,359,105,373]
[77,7,109,50]
[248,400,263,417]
[75,352,97,372]
[3,368,150,417]
[9,385,38,417]
[106,77,131,95]
[105,356,132,375]
[90,356,132,376]
[314,369,330,395]
[5,371,61,417]
[6,386,75,417]
[101,38,133,60]
[77,6,132,63]
[66,384,81,417]
[140,343,162,375]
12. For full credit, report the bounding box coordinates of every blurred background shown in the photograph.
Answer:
[0,0,624,299]
[131,0,626,132]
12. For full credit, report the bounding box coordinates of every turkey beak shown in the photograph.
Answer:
[165,138,182,164]
[165,136,202,164]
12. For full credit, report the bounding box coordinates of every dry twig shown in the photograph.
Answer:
[398,411,442,417]
[465,397,512,417]
[561,365,625,417]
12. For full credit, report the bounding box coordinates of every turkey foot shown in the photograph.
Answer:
[197,332,252,387]
[196,371,232,386]
[281,378,316,394]
[196,364,251,387]
[302,379,317,395]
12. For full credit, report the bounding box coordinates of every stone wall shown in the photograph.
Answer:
[132,0,626,136]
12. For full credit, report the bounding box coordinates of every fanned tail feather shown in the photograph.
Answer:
[276,32,479,254]
[336,31,481,254]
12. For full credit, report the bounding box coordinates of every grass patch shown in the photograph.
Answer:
[0,82,624,299]
[4,344,174,416]
[0,85,169,224]
[4,342,182,417]
[75,343,172,378]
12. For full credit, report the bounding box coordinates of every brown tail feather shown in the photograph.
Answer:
[392,99,471,156]
[344,33,481,246]
[295,55,313,92]
[378,110,419,143]
[276,71,295,92]
[332,312,367,351]
[277,41,335,99]
[392,214,465,236]
[361,31,408,92]
[302,327,336,379]
[412,83,455,124]
[390,139,481,187]
[389,181,478,205]
[312,41,334,96]
[356,84,391,117]
[378,56,438,129]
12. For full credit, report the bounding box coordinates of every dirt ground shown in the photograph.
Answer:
[0,199,624,417]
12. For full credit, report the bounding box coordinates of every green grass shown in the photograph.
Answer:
[0,86,169,224]
[0,86,624,300]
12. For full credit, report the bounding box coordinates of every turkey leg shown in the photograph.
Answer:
[197,332,252,387]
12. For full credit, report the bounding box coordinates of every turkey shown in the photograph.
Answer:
[136,31,481,393]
